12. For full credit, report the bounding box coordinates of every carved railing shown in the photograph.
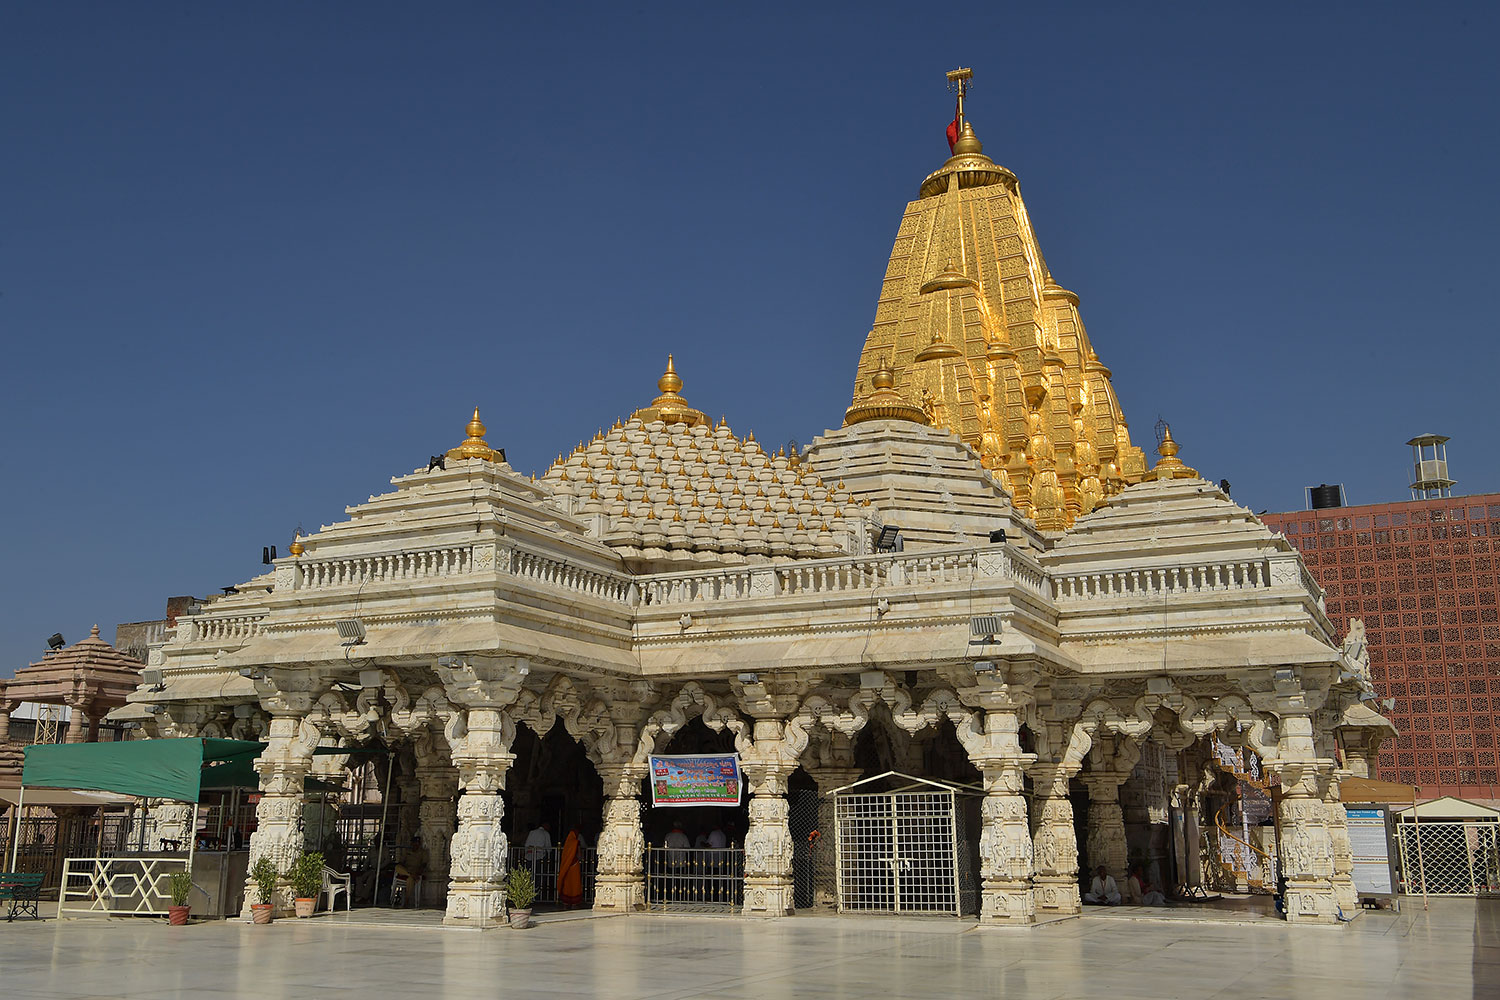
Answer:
[1052,558,1273,602]
[507,548,635,604]
[641,545,1049,607]
[297,545,475,590]
[180,611,268,642]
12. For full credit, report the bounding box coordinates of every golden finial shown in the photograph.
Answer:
[845,357,928,426]
[446,406,501,462]
[289,528,305,557]
[632,353,707,427]
[1151,424,1199,481]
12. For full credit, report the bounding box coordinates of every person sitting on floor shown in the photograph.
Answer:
[1083,865,1121,905]
[1125,863,1166,906]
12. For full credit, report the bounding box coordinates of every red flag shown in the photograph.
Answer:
[945,98,960,153]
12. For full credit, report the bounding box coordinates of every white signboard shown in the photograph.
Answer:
[1346,807,1393,894]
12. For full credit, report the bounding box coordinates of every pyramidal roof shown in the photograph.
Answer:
[847,70,1147,531]
[542,358,869,569]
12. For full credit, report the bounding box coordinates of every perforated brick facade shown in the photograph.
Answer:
[1261,495,1500,800]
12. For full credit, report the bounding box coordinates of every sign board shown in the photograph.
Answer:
[1346,807,1394,894]
[648,754,742,807]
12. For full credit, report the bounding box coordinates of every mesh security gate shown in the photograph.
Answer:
[1398,821,1500,895]
[835,774,961,915]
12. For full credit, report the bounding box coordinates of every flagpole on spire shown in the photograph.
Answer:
[945,67,972,154]
[946,67,972,129]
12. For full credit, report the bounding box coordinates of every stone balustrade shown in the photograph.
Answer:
[180,611,268,642]
[296,545,475,590]
[1052,558,1273,602]
[639,545,1050,607]
[507,548,635,604]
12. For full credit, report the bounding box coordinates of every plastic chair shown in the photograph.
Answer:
[390,870,424,908]
[323,866,352,912]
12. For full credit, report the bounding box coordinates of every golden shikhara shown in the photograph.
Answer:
[847,72,1147,529]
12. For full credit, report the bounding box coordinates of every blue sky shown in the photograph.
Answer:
[3,3,1497,676]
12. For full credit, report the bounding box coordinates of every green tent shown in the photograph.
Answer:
[21,738,344,802]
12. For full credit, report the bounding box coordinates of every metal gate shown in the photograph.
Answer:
[834,773,961,915]
[1398,821,1500,895]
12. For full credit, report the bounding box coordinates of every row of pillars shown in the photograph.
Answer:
[0,700,101,744]
[240,707,1358,927]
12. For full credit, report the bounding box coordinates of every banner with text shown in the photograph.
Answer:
[648,754,742,807]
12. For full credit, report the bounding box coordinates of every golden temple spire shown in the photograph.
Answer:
[446,406,502,463]
[1150,424,1199,481]
[845,65,1148,529]
[632,353,707,427]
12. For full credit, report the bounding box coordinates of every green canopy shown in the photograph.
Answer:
[21,738,344,802]
[22,738,265,802]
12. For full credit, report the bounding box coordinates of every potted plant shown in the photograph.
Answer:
[288,851,324,918]
[167,870,194,925]
[249,856,278,924]
[506,867,537,929]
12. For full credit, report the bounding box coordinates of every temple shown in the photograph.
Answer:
[109,70,1392,927]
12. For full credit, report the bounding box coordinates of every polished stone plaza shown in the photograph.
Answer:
[3,902,1497,999]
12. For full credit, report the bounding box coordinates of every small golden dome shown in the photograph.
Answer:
[915,330,963,363]
[953,121,983,155]
[446,406,502,462]
[632,353,707,427]
[1150,424,1199,481]
[288,529,305,557]
[844,357,928,426]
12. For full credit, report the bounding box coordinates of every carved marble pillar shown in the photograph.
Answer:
[444,707,515,928]
[592,761,648,912]
[417,764,458,907]
[1327,771,1358,914]
[966,703,1036,924]
[150,799,195,851]
[804,763,862,909]
[1274,714,1341,924]
[0,696,13,743]
[243,710,315,915]
[1081,738,1133,879]
[742,748,797,916]
[1176,748,1206,890]
[1029,763,1081,916]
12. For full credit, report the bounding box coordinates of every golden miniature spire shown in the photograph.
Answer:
[632,354,707,427]
[844,358,929,426]
[288,528,305,557]
[446,406,502,462]
[1150,424,1199,481]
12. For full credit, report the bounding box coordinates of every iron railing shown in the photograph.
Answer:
[644,847,744,911]
[509,845,597,906]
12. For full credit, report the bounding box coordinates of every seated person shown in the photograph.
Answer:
[1083,865,1121,905]
[394,835,428,904]
[1125,864,1166,906]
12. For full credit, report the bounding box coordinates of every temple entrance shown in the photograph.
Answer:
[505,719,603,908]
[643,718,747,912]
[834,773,963,915]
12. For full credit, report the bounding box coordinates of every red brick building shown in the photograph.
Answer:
[1260,494,1500,802]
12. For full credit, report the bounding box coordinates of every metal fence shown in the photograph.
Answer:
[1398,821,1500,896]
[836,789,960,915]
[644,847,744,911]
[2,814,140,893]
[509,845,597,906]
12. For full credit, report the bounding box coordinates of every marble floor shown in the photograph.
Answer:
[2,899,1496,999]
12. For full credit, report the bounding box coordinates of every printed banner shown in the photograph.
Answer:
[648,754,742,807]
[1346,807,1394,894]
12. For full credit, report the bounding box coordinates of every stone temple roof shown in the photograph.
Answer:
[542,359,869,568]
[3,625,144,708]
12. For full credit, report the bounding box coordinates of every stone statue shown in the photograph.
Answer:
[1342,619,1372,692]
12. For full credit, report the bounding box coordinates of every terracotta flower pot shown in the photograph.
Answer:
[167,905,190,926]
[509,908,532,929]
[251,903,274,925]
[294,898,316,918]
